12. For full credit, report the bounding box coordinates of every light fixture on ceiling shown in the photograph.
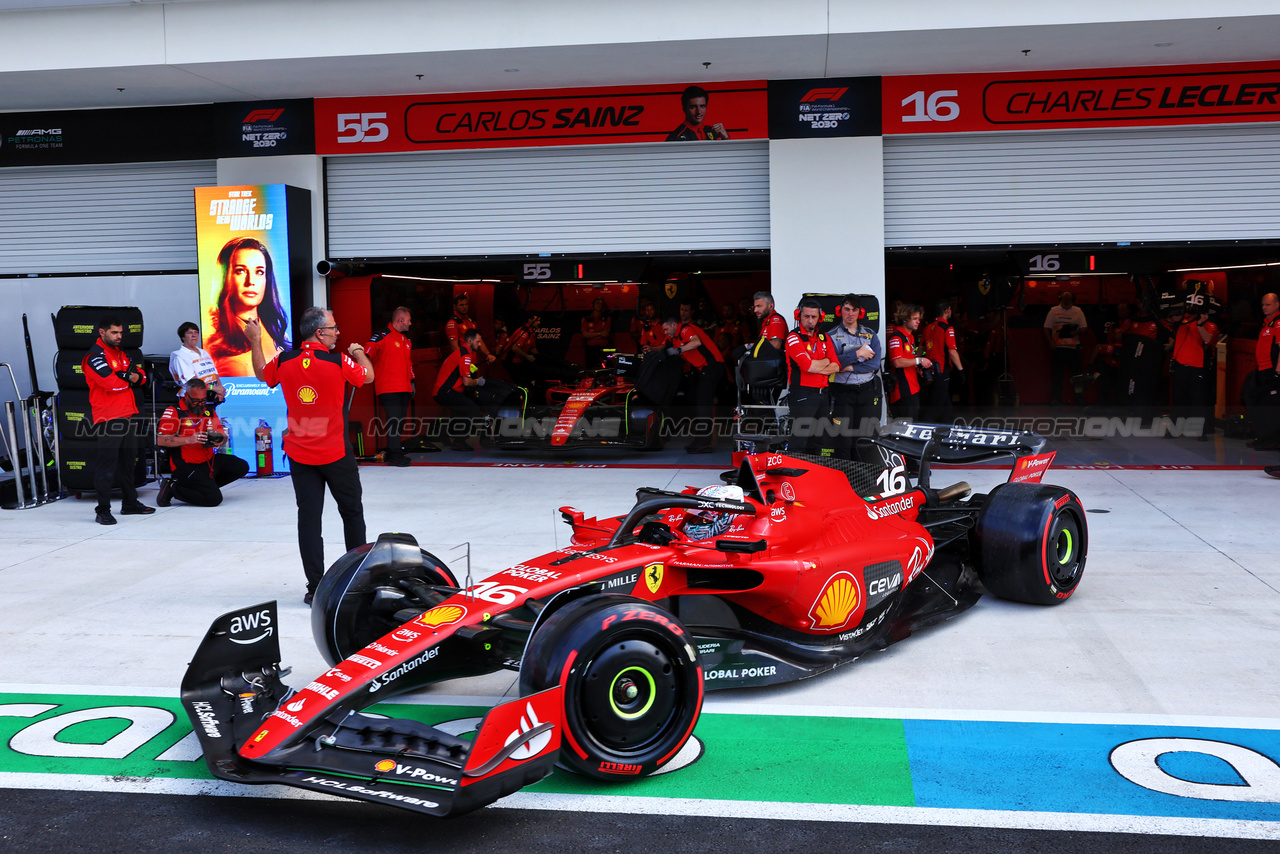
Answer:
[1155,42,1173,48]
[1021,49,1030,56]
[504,68,519,73]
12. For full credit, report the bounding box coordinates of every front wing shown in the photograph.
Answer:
[180,601,561,817]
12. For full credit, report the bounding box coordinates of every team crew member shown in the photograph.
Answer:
[828,294,883,458]
[366,307,415,467]
[921,299,964,423]
[1044,291,1088,405]
[886,304,933,422]
[662,315,724,453]
[1246,293,1280,450]
[638,303,668,351]
[169,321,225,403]
[433,327,486,452]
[752,292,789,351]
[785,299,840,455]
[444,292,495,363]
[249,308,373,605]
[1169,297,1220,441]
[155,378,248,506]
[83,315,154,525]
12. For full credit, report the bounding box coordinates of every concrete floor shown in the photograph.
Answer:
[0,458,1277,725]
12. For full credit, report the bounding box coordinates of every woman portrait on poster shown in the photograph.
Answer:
[205,236,290,377]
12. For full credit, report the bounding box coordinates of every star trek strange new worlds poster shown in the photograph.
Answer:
[194,184,295,474]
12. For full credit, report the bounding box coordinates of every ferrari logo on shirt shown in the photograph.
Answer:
[302,358,311,369]
[644,563,664,594]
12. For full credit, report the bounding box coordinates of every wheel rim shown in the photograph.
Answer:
[579,638,680,753]
[1048,511,1082,588]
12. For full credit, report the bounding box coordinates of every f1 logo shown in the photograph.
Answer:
[800,88,848,103]
[243,109,284,123]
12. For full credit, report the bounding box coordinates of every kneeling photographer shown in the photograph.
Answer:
[155,378,249,507]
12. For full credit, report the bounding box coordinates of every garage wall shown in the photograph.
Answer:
[769,135,885,321]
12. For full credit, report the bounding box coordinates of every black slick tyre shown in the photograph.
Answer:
[311,536,458,665]
[975,483,1087,605]
[518,595,701,779]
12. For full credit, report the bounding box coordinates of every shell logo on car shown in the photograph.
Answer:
[375,759,396,772]
[809,572,862,630]
[416,605,466,627]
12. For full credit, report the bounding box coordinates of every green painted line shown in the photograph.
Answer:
[529,714,914,806]
[0,693,914,807]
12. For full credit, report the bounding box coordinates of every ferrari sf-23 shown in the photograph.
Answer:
[182,422,1087,817]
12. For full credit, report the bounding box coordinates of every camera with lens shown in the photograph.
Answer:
[202,430,227,447]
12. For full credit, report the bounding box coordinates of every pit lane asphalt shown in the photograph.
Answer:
[2,789,1276,854]
[1,463,1278,847]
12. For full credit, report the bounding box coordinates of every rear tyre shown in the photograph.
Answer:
[311,535,458,665]
[519,595,701,779]
[975,483,1087,605]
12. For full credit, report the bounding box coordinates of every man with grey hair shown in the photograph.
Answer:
[248,307,374,605]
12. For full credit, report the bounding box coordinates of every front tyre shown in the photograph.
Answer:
[519,595,701,779]
[311,534,458,665]
[975,483,1087,605]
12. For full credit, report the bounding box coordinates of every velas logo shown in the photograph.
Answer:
[416,605,466,628]
[243,109,284,123]
[505,702,552,761]
[297,386,318,404]
[809,572,862,630]
[800,87,848,103]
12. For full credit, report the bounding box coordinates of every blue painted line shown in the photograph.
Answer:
[904,719,1280,821]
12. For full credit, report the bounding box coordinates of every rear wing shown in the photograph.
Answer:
[870,422,1052,488]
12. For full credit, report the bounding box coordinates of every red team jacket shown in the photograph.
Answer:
[83,338,144,423]
[261,342,367,466]
[366,326,414,395]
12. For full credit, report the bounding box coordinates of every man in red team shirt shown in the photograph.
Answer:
[1169,296,1219,441]
[82,314,153,525]
[366,306,415,466]
[662,314,724,453]
[434,327,487,452]
[1246,292,1280,450]
[445,292,495,363]
[249,308,374,605]
[784,299,840,455]
[921,299,964,423]
[752,292,789,351]
[155,378,248,506]
[886,303,934,422]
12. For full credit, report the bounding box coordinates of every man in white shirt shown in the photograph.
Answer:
[170,321,226,403]
[1043,292,1088,405]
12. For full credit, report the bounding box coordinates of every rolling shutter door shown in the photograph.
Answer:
[884,124,1280,246]
[326,141,769,258]
[0,160,217,274]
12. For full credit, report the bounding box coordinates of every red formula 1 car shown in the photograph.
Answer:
[488,354,663,451]
[181,422,1087,817]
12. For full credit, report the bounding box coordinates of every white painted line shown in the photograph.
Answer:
[0,772,1275,840]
